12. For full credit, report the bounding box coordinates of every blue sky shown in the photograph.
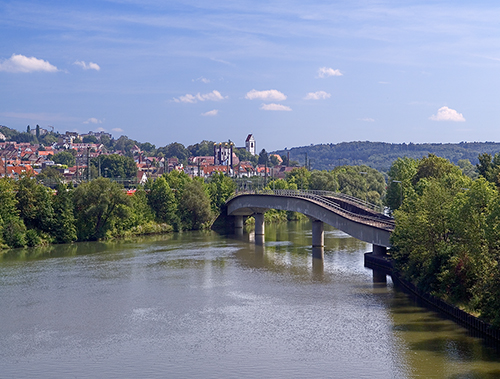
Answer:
[1,0,500,151]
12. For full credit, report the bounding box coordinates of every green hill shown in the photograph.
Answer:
[273,141,500,172]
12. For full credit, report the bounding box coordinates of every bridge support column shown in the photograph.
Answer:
[254,213,265,236]
[373,244,387,256]
[234,215,244,235]
[312,220,324,248]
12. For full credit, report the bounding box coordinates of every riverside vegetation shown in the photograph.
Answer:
[387,153,500,327]
[0,171,235,249]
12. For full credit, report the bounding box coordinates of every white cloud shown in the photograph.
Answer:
[429,106,465,122]
[317,67,342,78]
[112,128,124,132]
[359,118,375,122]
[260,103,292,111]
[174,90,227,103]
[193,76,210,83]
[202,109,218,116]
[83,117,103,124]
[74,61,100,71]
[0,54,58,73]
[245,89,287,102]
[304,91,331,100]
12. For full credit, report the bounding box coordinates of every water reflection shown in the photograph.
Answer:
[1,221,500,378]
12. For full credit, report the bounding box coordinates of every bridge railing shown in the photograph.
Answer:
[228,189,395,231]
[232,189,385,214]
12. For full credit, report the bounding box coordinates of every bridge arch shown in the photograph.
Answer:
[224,191,394,255]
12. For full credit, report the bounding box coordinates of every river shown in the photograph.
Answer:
[1,220,500,378]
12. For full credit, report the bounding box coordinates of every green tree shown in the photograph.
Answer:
[52,150,76,167]
[257,149,268,165]
[37,166,64,186]
[178,180,212,230]
[146,177,178,227]
[208,172,236,214]
[385,157,418,212]
[73,178,131,240]
[83,135,98,144]
[0,177,26,248]
[51,183,77,243]
[16,174,55,234]
[309,170,338,192]
[92,154,137,181]
[286,167,311,190]
[187,140,215,157]
[164,170,191,203]
[457,159,478,180]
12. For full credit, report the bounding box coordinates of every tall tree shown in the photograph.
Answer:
[73,178,131,240]
[51,183,77,243]
[178,180,212,230]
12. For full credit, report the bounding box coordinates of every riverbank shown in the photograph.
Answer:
[365,252,500,342]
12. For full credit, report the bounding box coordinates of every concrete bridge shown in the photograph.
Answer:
[222,190,395,259]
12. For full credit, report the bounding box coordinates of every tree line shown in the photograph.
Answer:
[0,171,235,249]
[274,141,500,172]
[387,153,500,327]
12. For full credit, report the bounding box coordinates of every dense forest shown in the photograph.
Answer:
[274,141,500,172]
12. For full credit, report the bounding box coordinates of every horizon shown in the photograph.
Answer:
[2,1,500,151]
[5,123,500,154]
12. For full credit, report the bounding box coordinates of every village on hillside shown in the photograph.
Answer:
[0,128,297,184]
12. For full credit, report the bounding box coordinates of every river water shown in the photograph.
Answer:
[1,221,500,378]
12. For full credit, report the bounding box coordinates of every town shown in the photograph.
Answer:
[0,127,298,184]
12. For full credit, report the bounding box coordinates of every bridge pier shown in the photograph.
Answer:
[312,220,324,248]
[254,213,265,236]
[234,215,244,235]
[373,244,387,256]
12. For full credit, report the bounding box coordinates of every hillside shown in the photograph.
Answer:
[273,141,500,172]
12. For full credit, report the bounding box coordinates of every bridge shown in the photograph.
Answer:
[220,190,395,259]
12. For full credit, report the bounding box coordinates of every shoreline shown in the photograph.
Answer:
[365,252,500,343]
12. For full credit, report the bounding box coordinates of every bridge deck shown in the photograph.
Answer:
[225,190,394,247]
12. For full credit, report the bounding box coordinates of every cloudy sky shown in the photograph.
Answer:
[1,0,500,151]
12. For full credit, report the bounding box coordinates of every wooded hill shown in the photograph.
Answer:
[273,141,500,172]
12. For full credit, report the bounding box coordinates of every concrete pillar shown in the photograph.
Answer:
[312,246,324,260]
[234,215,244,229]
[312,220,324,248]
[373,244,387,256]
[254,213,265,236]
[372,270,387,284]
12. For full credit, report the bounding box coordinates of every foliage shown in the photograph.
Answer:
[91,154,137,180]
[0,177,26,248]
[257,149,268,165]
[286,167,311,190]
[234,147,258,165]
[73,178,131,241]
[385,157,419,212]
[52,150,76,167]
[207,172,236,214]
[389,153,500,326]
[51,183,77,243]
[83,135,98,144]
[16,174,55,234]
[273,141,500,172]
[178,180,212,230]
[145,177,178,228]
[187,140,215,157]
